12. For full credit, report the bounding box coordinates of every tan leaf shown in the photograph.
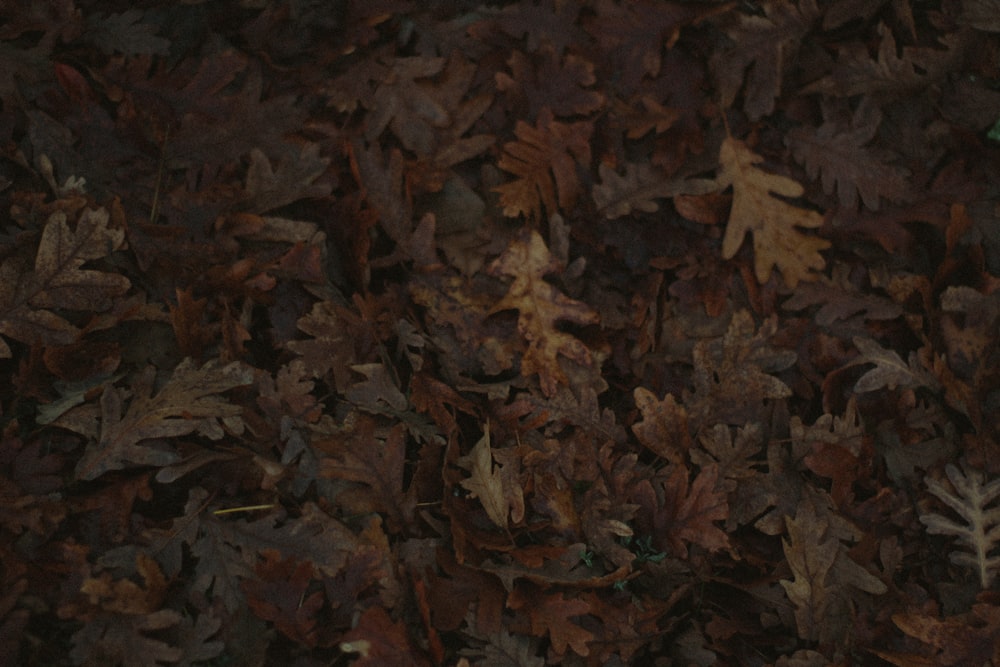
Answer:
[489,229,599,396]
[717,137,830,287]
[457,426,524,529]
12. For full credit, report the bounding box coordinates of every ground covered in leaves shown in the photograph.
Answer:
[1,1,1000,665]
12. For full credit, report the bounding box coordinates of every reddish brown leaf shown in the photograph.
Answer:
[339,606,432,667]
[510,587,594,657]
[242,549,324,646]
[493,109,592,220]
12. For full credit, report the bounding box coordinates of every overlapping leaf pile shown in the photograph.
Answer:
[1,1,999,665]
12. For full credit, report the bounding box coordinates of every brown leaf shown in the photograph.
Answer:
[71,358,253,480]
[364,56,448,155]
[339,606,431,667]
[319,419,418,533]
[710,0,819,119]
[631,387,692,464]
[592,161,717,220]
[496,47,605,118]
[511,588,593,657]
[802,23,962,97]
[242,549,324,646]
[632,464,730,558]
[285,300,357,393]
[69,610,183,667]
[242,144,332,214]
[780,497,886,643]
[786,99,911,210]
[847,337,939,393]
[493,109,592,220]
[80,553,167,615]
[0,206,130,357]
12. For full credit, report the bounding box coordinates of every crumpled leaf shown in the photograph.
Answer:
[457,426,524,530]
[70,359,253,480]
[489,229,599,396]
[717,137,830,287]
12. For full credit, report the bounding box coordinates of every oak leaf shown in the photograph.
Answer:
[319,420,418,533]
[69,610,183,667]
[82,10,171,57]
[781,262,903,326]
[242,550,324,646]
[780,498,887,643]
[919,462,1000,589]
[631,387,692,464]
[710,0,819,120]
[683,310,795,428]
[340,606,431,667]
[494,109,592,220]
[847,337,939,393]
[513,589,593,657]
[488,229,599,396]
[880,604,1000,666]
[285,300,357,393]
[786,99,910,210]
[802,23,960,97]
[587,0,725,92]
[496,47,604,118]
[364,56,449,156]
[592,161,717,220]
[0,206,130,357]
[717,137,829,287]
[958,0,1000,32]
[70,358,253,480]
[632,464,730,558]
[242,144,332,214]
[457,426,524,530]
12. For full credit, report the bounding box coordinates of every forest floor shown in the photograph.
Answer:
[1,1,1000,665]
